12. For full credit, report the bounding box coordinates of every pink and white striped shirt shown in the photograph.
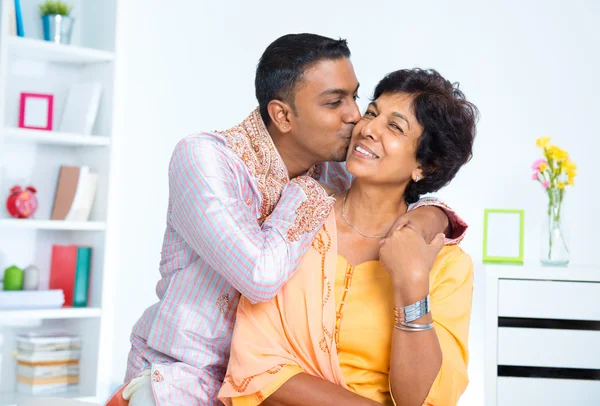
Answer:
[121,109,467,405]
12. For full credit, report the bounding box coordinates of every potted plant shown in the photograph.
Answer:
[39,1,74,44]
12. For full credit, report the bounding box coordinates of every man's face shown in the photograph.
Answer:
[289,58,361,163]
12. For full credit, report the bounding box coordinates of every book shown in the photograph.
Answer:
[16,349,81,363]
[59,83,103,135]
[0,290,64,310]
[51,165,98,221]
[65,168,98,222]
[7,0,17,36]
[18,363,80,379]
[51,166,80,220]
[49,245,78,306]
[17,333,81,352]
[73,247,92,307]
[14,0,24,37]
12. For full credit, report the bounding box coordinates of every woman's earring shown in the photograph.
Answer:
[415,175,420,182]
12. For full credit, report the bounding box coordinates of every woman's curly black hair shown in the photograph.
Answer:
[373,69,479,204]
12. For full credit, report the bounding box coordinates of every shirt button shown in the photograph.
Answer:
[153,369,164,383]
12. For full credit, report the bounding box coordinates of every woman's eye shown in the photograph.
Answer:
[364,110,376,117]
[327,100,342,107]
[390,123,404,133]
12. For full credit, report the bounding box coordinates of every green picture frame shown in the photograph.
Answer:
[482,209,525,264]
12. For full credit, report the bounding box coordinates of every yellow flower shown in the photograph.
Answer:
[547,145,569,162]
[557,182,566,189]
[564,159,577,171]
[536,136,551,149]
[567,177,575,186]
[539,162,548,172]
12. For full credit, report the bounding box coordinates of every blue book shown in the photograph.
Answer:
[73,247,92,307]
[14,0,24,37]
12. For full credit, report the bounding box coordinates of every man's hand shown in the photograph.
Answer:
[388,206,449,244]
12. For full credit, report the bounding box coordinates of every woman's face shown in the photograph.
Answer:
[346,92,424,185]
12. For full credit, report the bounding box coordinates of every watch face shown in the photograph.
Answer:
[16,192,37,216]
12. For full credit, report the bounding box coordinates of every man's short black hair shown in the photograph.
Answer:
[255,33,351,125]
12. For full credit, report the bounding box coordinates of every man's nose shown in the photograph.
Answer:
[344,100,362,125]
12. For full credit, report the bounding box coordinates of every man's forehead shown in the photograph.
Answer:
[300,59,359,94]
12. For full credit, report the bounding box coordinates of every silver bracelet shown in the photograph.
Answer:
[394,294,430,323]
[395,321,434,332]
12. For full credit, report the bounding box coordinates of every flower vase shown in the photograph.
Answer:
[541,189,569,266]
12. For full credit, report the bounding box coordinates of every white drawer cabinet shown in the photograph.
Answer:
[485,266,600,406]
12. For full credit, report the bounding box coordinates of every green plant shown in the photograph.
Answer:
[38,0,73,16]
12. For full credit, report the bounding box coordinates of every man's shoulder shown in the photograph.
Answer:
[174,131,228,150]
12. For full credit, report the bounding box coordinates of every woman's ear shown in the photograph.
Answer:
[412,168,424,183]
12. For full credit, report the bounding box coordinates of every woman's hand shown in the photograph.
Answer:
[379,225,445,305]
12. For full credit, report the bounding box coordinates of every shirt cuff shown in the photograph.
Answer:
[408,197,468,245]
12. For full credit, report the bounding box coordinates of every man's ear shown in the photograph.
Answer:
[267,100,293,133]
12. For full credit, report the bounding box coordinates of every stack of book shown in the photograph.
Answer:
[16,332,81,395]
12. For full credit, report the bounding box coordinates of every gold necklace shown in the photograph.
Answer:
[341,190,388,239]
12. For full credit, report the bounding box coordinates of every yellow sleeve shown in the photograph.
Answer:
[390,249,473,406]
[232,365,303,406]
[424,251,473,406]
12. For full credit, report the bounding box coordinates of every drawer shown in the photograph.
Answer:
[498,327,600,369]
[498,377,600,405]
[498,279,600,320]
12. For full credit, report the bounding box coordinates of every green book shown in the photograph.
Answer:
[73,247,92,307]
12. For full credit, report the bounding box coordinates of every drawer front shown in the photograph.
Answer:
[498,327,600,369]
[498,279,600,320]
[498,377,600,406]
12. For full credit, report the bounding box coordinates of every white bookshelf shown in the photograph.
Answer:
[0,391,100,406]
[0,219,107,231]
[0,307,101,324]
[4,127,110,146]
[0,0,118,404]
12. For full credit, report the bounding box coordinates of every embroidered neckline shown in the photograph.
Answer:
[217,108,289,223]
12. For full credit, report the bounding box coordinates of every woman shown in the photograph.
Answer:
[219,69,478,406]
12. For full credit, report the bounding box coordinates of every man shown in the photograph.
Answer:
[109,33,466,406]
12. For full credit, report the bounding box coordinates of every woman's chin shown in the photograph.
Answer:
[346,161,374,180]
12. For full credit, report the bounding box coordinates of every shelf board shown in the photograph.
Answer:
[0,307,101,323]
[0,219,106,231]
[3,128,110,147]
[0,391,99,406]
[7,36,115,64]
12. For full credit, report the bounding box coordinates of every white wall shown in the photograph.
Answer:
[108,1,600,404]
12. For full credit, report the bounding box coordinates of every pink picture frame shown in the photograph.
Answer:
[18,93,54,131]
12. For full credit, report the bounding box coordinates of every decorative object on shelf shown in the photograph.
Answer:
[19,92,54,131]
[6,185,39,219]
[3,265,24,290]
[39,0,74,44]
[531,137,577,267]
[483,209,525,265]
[14,0,25,37]
[23,265,41,290]
[51,165,98,221]
[59,82,103,135]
